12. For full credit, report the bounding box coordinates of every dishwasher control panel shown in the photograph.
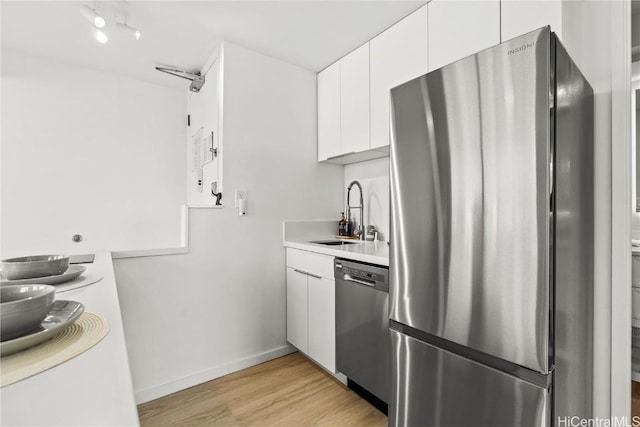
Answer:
[337,264,385,283]
[335,258,389,291]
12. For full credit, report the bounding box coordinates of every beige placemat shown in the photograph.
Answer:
[0,312,109,387]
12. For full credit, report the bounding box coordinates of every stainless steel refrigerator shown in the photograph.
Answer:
[389,27,593,427]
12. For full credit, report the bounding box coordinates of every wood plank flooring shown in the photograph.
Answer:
[137,352,387,427]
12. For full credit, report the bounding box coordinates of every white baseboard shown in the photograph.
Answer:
[135,344,297,404]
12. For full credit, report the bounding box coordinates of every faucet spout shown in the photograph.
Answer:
[346,180,365,240]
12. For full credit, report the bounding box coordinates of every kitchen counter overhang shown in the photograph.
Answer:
[1,251,139,427]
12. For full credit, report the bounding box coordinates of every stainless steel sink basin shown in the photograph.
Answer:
[310,240,359,246]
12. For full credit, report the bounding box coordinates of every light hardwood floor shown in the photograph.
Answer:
[137,352,387,426]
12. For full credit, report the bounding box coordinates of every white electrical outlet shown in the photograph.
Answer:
[235,189,248,207]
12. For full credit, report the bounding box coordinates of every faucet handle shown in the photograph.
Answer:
[365,225,377,241]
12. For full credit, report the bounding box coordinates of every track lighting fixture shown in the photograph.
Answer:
[81,5,105,28]
[116,22,141,40]
[81,2,142,45]
[95,29,108,44]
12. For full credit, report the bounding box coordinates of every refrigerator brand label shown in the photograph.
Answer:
[508,42,536,56]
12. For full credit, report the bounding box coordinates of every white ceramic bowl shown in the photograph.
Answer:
[1,255,69,280]
[1,284,56,341]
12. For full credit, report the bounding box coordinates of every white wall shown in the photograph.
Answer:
[344,158,389,242]
[635,105,640,235]
[633,68,640,236]
[113,41,344,403]
[1,49,186,255]
[561,0,628,419]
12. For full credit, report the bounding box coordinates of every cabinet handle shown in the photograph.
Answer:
[326,152,356,161]
[294,269,322,279]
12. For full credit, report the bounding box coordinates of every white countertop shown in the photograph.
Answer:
[284,238,389,266]
[1,251,139,427]
[282,220,389,266]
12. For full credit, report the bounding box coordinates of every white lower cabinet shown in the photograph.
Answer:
[307,275,336,373]
[285,248,336,373]
[286,268,308,353]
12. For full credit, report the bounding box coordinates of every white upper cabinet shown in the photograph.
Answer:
[428,0,500,72]
[501,0,562,42]
[317,61,341,161]
[318,2,507,162]
[370,5,428,150]
[340,44,370,156]
[318,43,386,164]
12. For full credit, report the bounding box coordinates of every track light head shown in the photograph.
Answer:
[95,29,108,44]
[81,5,105,28]
[116,22,141,40]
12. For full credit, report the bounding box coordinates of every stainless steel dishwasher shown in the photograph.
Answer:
[335,258,389,411]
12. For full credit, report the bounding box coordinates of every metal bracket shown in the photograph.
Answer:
[155,66,205,93]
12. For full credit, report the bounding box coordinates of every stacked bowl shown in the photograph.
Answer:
[0,255,69,342]
[2,255,69,280]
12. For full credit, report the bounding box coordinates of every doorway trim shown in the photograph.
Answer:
[611,0,632,420]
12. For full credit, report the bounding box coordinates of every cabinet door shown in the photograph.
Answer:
[317,62,341,161]
[501,0,562,42]
[370,5,428,150]
[286,267,308,353]
[428,0,500,71]
[340,43,370,155]
[308,276,336,373]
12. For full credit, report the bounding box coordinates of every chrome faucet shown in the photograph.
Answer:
[347,180,365,240]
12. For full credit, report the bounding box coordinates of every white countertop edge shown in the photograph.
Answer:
[1,251,139,427]
[111,246,189,259]
[284,239,389,266]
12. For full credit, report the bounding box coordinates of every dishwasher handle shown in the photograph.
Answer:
[344,274,376,287]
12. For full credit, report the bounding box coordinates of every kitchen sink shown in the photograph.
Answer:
[309,240,359,246]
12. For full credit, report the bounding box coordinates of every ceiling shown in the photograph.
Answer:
[1,1,427,90]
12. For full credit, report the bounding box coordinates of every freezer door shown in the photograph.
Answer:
[389,329,550,427]
[389,27,551,373]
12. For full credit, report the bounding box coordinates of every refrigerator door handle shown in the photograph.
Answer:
[549,153,554,205]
